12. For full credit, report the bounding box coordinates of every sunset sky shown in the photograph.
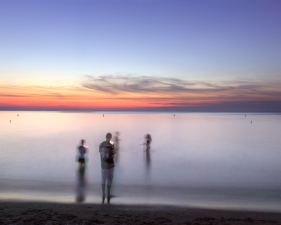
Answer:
[1,0,281,111]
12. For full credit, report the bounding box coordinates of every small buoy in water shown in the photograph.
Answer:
[103,114,104,117]
[251,121,252,123]
[174,114,175,117]
[17,114,19,117]
[10,120,11,123]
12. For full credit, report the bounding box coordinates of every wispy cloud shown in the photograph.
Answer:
[83,75,281,99]
[1,75,281,111]
[83,75,199,94]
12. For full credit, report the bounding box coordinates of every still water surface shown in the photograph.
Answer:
[1,112,281,211]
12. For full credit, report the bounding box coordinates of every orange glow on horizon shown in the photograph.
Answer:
[1,80,281,110]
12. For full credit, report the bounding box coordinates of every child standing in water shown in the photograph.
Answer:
[77,139,88,166]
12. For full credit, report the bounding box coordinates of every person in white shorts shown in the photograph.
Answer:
[99,133,115,203]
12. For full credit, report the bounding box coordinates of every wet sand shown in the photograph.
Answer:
[1,201,281,225]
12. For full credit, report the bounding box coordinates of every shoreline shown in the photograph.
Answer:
[1,201,281,224]
[1,179,281,214]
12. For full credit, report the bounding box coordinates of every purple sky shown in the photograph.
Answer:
[0,0,281,111]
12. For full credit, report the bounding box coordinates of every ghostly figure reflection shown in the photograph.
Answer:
[145,148,151,177]
[76,165,87,202]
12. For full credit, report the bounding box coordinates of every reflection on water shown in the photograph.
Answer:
[76,165,87,203]
[1,112,281,211]
[1,178,281,212]
[144,148,151,178]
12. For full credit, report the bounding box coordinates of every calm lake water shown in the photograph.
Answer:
[1,111,281,211]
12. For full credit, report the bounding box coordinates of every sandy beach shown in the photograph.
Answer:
[1,201,281,225]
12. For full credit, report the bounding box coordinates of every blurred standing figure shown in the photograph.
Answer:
[99,133,115,203]
[145,134,152,150]
[113,132,120,163]
[114,132,120,151]
[76,139,88,202]
[77,139,88,167]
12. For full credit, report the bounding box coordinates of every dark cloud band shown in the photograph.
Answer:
[82,75,281,99]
